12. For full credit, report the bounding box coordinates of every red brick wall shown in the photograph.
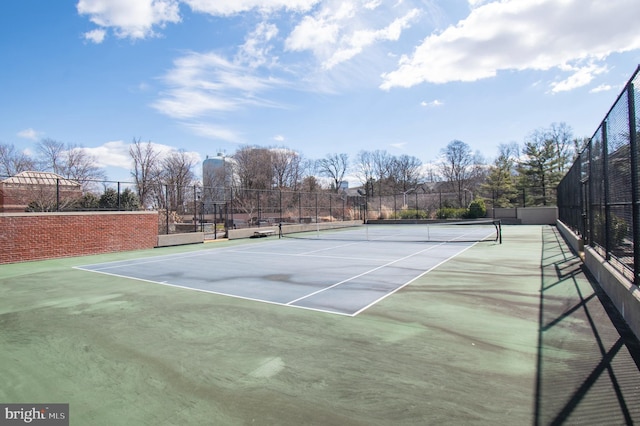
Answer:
[0,211,158,264]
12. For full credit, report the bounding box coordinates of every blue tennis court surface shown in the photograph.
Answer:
[76,236,486,316]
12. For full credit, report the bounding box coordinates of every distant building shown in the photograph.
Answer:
[203,153,237,189]
[0,171,82,212]
[201,154,238,215]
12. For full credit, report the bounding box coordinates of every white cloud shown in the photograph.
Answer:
[80,140,132,169]
[80,140,201,171]
[467,0,492,8]
[285,1,420,70]
[550,63,608,93]
[83,28,106,43]
[590,84,613,93]
[181,0,319,16]
[185,123,242,142]
[77,0,181,40]
[77,0,322,42]
[323,9,420,69]
[420,99,443,107]
[273,135,286,142]
[285,15,340,53]
[17,128,43,140]
[381,0,640,90]
[152,51,287,120]
[235,22,279,68]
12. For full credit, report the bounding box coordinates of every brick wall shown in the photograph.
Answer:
[0,211,158,264]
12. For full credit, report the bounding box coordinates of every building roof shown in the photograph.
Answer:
[1,171,81,187]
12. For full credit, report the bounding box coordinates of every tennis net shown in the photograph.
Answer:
[279,220,502,244]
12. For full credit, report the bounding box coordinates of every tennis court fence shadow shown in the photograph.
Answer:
[535,226,640,425]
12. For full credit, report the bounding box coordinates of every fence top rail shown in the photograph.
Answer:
[0,211,158,217]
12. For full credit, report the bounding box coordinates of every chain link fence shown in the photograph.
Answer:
[558,65,640,284]
[2,170,558,237]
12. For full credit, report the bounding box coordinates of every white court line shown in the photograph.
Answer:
[74,237,297,271]
[74,247,232,271]
[74,235,485,317]
[350,241,480,316]
[286,241,448,306]
[74,267,354,316]
[225,247,398,263]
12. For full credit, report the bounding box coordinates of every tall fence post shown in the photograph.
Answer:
[56,178,60,212]
[628,82,639,285]
[602,121,611,260]
[193,184,197,233]
[165,184,169,235]
[587,140,593,246]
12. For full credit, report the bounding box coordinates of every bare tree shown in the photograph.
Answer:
[129,138,162,208]
[271,147,304,190]
[390,154,423,193]
[0,143,35,176]
[63,145,106,187]
[371,150,393,195]
[162,150,197,213]
[300,175,322,192]
[354,150,376,196]
[548,122,574,173]
[37,138,105,189]
[439,140,482,207]
[233,146,274,190]
[37,138,66,174]
[316,153,349,192]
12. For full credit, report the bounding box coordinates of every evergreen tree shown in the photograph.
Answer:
[99,188,119,209]
[120,188,141,210]
[518,137,562,206]
[482,143,519,207]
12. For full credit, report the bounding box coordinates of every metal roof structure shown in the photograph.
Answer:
[1,171,81,187]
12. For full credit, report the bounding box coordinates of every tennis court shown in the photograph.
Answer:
[2,224,640,425]
[76,222,496,316]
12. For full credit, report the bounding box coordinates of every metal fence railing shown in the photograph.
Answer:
[558,65,640,284]
[2,169,559,235]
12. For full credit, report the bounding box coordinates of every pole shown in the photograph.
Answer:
[165,184,169,235]
[56,178,60,212]
[627,82,639,285]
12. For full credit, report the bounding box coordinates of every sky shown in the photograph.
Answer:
[1,0,639,184]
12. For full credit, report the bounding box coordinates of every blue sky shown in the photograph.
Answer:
[1,0,639,183]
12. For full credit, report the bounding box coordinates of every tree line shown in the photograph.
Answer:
[0,122,587,212]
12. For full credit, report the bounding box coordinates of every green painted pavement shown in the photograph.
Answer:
[1,225,638,425]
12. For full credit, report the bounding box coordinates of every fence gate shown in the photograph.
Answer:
[203,202,228,240]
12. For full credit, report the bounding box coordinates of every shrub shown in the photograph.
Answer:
[436,207,467,219]
[465,199,487,219]
[396,209,428,219]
